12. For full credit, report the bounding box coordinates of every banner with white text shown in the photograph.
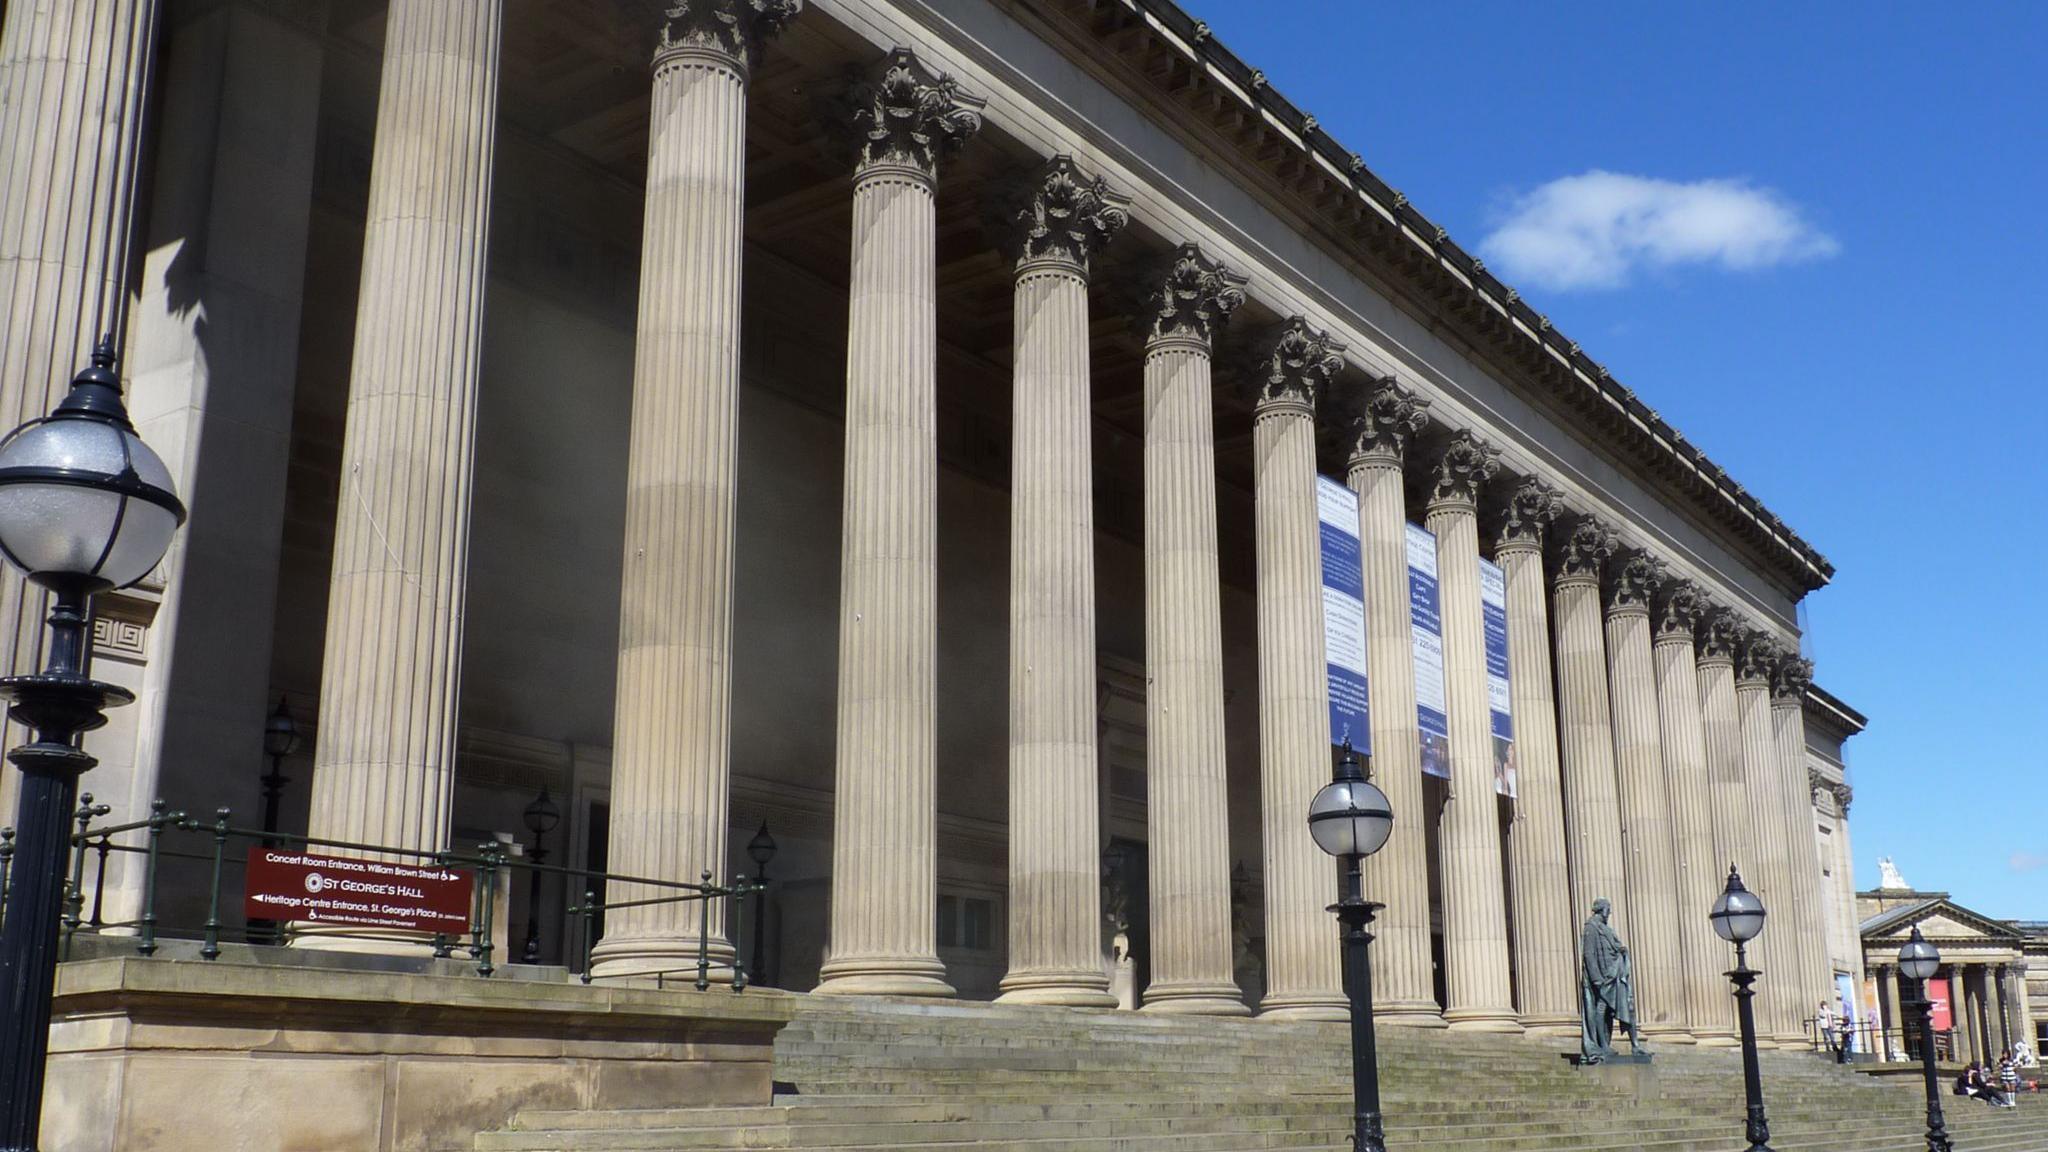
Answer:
[1479,557,1515,798]
[1406,523,1449,780]
[1318,476,1370,754]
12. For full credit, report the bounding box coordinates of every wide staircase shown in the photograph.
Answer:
[477,997,2048,1151]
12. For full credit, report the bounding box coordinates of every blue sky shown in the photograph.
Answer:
[1178,2,2047,918]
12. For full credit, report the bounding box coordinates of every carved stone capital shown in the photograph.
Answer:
[1425,430,1499,511]
[1342,376,1428,467]
[656,0,802,68]
[1492,476,1562,554]
[1008,156,1128,274]
[1694,606,1740,664]
[850,48,984,179]
[1144,243,1245,349]
[1550,515,1616,586]
[1772,654,1813,703]
[1249,316,1344,417]
[1734,630,1782,686]
[1602,549,1664,616]
[1653,578,1703,640]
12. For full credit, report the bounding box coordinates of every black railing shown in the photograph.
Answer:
[0,796,761,991]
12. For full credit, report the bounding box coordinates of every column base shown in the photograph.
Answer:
[588,932,738,982]
[1444,1006,1525,1034]
[1693,1030,1740,1048]
[1378,1001,1449,1027]
[1257,992,1350,1022]
[289,924,441,958]
[815,954,955,998]
[996,968,1117,1008]
[1518,1014,1581,1037]
[1141,980,1251,1017]
[1643,1026,1697,1045]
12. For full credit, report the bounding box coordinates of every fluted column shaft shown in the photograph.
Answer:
[1604,586,1683,1038]
[1772,685,1830,1018]
[1424,442,1518,1033]
[1735,657,1797,1041]
[307,0,502,863]
[0,0,159,763]
[1497,529,1575,1033]
[593,13,776,978]
[1695,628,1747,882]
[1249,320,1344,1020]
[1344,381,1439,1025]
[1551,530,1625,933]
[1652,613,1730,1043]
[996,156,1124,1007]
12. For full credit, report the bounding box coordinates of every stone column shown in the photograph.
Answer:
[1876,965,1899,1058]
[1603,550,1684,1039]
[1651,581,1731,1044]
[817,49,982,997]
[1138,243,1248,1016]
[1423,433,1518,1033]
[1770,655,1829,1021]
[1250,318,1347,1020]
[1550,517,1625,930]
[0,0,159,799]
[1695,608,1748,877]
[1493,478,1575,1035]
[591,0,797,979]
[305,0,503,865]
[1996,964,2013,1051]
[1341,378,1441,1026]
[996,157,1126,1007]
[1735,631,1798,1041]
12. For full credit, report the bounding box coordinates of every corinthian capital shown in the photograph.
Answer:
[1493,476,1561,552]
[850,48,984,178]
[657,0,802,67]
[1734,630,1782,685]
[1550,515,1616,584]
[1652,578,1703,640]
[1694,606,1740,664]
[1009,156,1128,273]
[1145,243,1245,348]
[1602,549,1665,615]
[1772,654,1814,702]
[1425,431,1500,510]
[1342,376,1429,467]
[1249,317,1345,416]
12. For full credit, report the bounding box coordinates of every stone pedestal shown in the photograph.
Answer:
[1137,244,1247,1017]
[1249,319,1346,1021]
[1424,434,1518,1033]
[305,0,503,878]
[817,50,981,998]
[1341,379,1441,1026]
[594,2,797,979]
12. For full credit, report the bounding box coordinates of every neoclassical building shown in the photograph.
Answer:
[0,0,1868,1045]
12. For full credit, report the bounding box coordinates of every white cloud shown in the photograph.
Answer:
[2010,851,2048,874]
[1478,170,1839,291]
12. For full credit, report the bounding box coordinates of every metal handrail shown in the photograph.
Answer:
[0,796,761,989]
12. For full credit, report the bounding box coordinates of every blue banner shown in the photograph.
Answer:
[1406,523,1449,780]
[1318,477,1369,753]
[1479,557,1515,798]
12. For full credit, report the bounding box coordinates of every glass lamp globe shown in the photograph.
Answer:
[0,341,184,594]
[263,695,300,759]
[1898,926,1940,982]
[1307,747,1393,859]
[1709,865,1767,943]
[522,787,561,838]
[746,821,778,867]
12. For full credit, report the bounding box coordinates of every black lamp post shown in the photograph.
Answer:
[1306,744,1395,1152]
[1898,927,1952,1152]
[520,787,560,964]
[0,339,185,1152]
[1709,865,1773,1152]
[745,822,776,986]
[259,695,299,842]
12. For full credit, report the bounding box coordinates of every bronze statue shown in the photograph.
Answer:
[1580,898,1643,1063]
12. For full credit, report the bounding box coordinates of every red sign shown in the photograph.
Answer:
[245,847,474,934]
[1927,979,1953,1032]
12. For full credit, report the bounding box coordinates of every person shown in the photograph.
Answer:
[1965,1062,2015,1109]
[1817,1000,1845,1062]
[2001,1049,2022,1103]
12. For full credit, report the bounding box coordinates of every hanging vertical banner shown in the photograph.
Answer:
[1406,523,1449,780]
[1318,476,1369,754]
[1479,557,1515,798]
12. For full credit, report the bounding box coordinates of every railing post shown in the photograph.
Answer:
[88,831,111,929]
[473,842,499,979]
[728,879,749,992]
[62,793,108,959]
[579,887,596,985]
[136,801,171,956]
[696,869,713,992]
[0,827,14,930]
[200,807,231,960]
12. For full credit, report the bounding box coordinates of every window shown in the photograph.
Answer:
[936,893,996,952]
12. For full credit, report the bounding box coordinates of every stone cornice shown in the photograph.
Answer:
[1021,0,1833,594]
[1248,315,1343,416]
